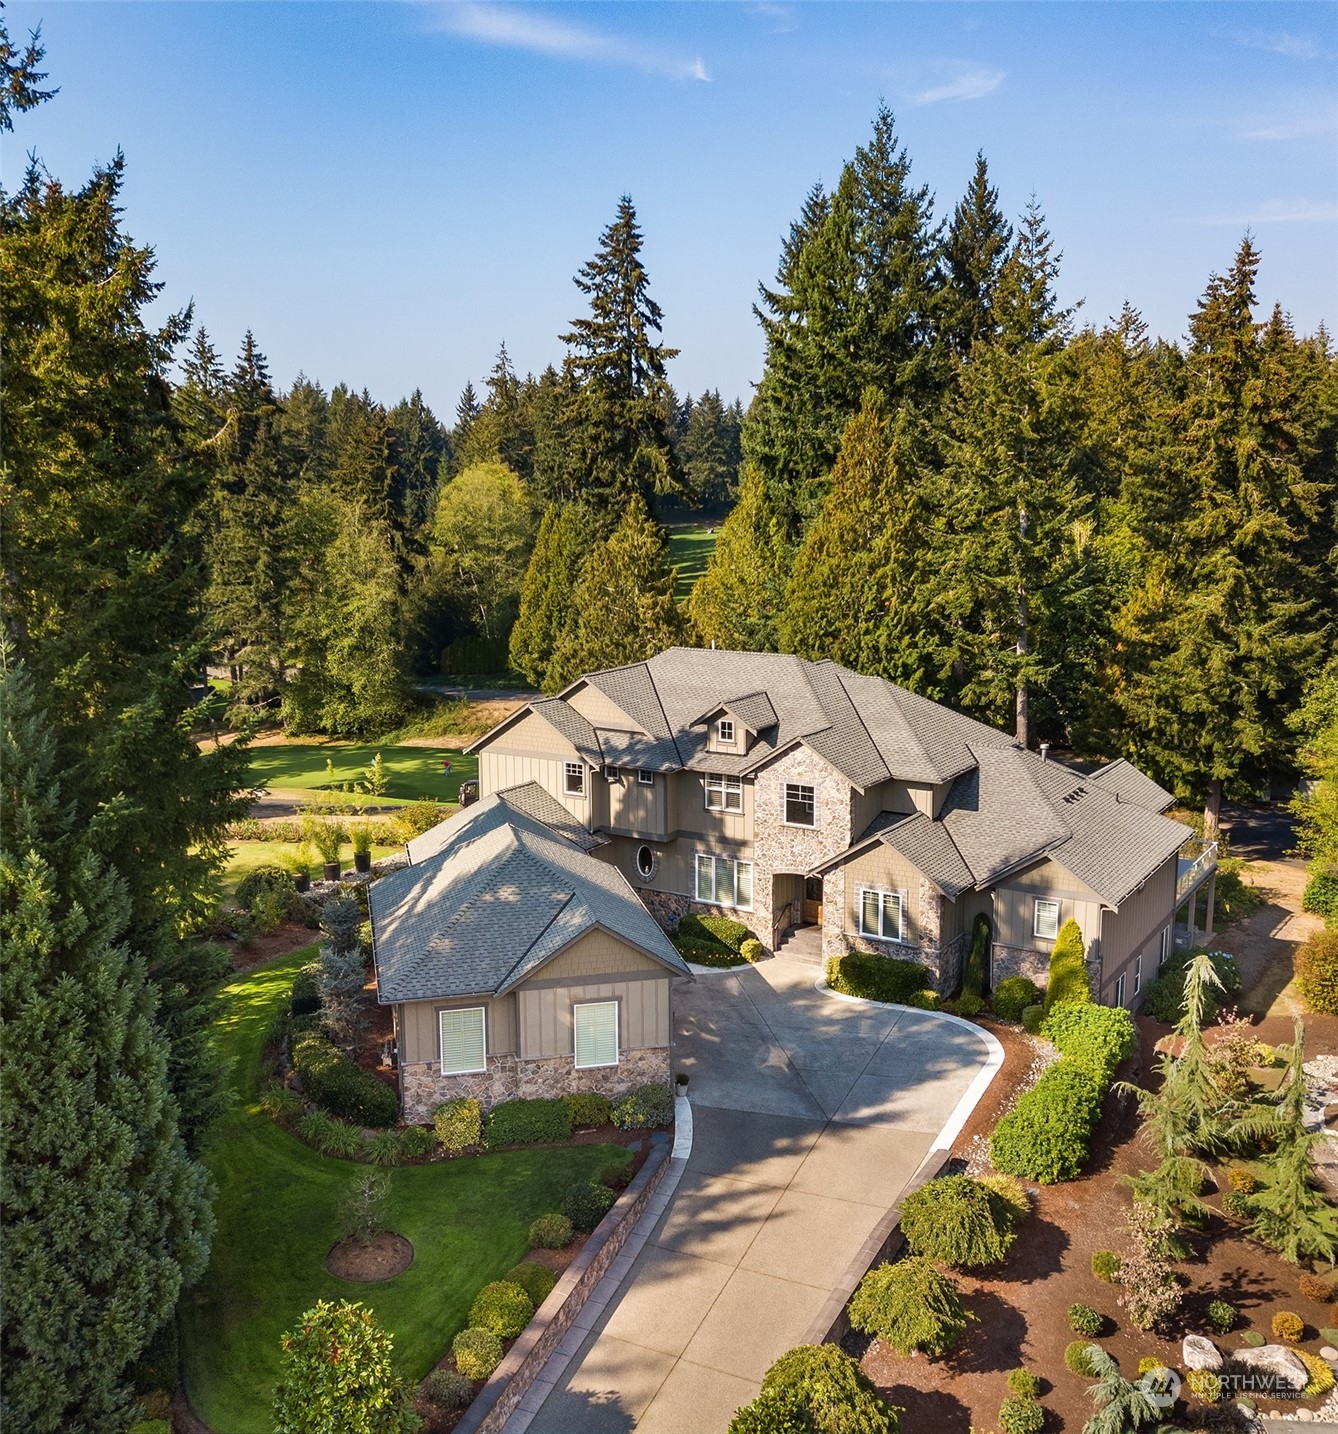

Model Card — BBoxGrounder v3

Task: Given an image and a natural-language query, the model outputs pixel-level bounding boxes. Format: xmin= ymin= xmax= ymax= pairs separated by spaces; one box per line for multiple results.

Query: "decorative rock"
xmin=1297 ymin=1408 xmax=1314 ymax=1421
xmin=1229 ymin=1343 xmax=1309 ymax=1392
xmin=1321 ymin=1346 xmax=1338 ymax=1361
xmin=1183 ymin=1334 xmax=1223 ymax=1371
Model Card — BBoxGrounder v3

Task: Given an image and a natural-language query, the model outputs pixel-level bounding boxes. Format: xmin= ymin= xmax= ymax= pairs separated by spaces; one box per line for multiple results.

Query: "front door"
xmin=802 ymin=875 xmax=824 ymax=926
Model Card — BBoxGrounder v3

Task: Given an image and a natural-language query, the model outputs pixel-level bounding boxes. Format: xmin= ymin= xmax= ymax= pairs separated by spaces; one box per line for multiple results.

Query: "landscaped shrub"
xmin=299 ymin=1109 xmax=363 ymax=1159
xmin=740 ymin=938 xmax=764 ymax=963
xmin=259 ymin=1082 xmax=303 ymax=1121
xmin=1067 ymin=1303 xmax=1104 ymax=1337
xmin=433 ymin=1097 xmax=482 ymax=1152
xmin=962 ymin=913 xmax=991 ymax=1001
xmin=528 ymin=1213 xmax=573 ymax=1248
xmin=734 ymin=1345 xmax=898 ymax=1434
xmin=1271 ymin=1310 xmax=1304 ymax=1343
xmin=680 ymin=912 xmax=756 ymax=952
xmin=451 ymin=1328 xmax=502 ymax=1381
xmin=1225 ymin=1164 xmax=1257 ymax=1194
xmin=562 ymin=1181 xmax=616 ymax=1233
xmin=1141 ymin=949 xmax=1241 ymax=1023
xmin=1041 ymin=1002 xmax=1136 ymax=1082
xmin=1299 ymin=1350 xmax=1336 ymax=1398
xmin=341 ymin=1170 xmax=390 ymax=1247
xmin=979 ymin=1173 xmax=1031 ymax=1227
xmin=848 ymin=1257 xmax=970 ymax=1357
xmin=899 ymin=1175 xmax=1014 ymax=1269
xmin=998 ymin=1394 xmax=1044 ymax=1434
xmin=993 ymin=977 xmax=1041 ymax=1023
xmin=292 ymin=1032 xmax=399 ymax=1127
xmin=1186 ymin=1369 xmax=1223 ymax=1403
xmin=1222 ymin=1191 xmax=1252 ymax=1220
xmin=485 ymin=1097 xmax=571 ymax=1149
xmin=273 ymin=1299 xmax=413 ymax=1433
xmin=612 ymin=1082 xmax=674 ymax=1129
xmin=425 ymin=1368 xmax=473 ymax=1410
xmin=1006 ymin=1368 xmax=1041 ymax=1399
xmin=1064 ymin=1341 xmax=1101 ymax=1377
xmin=952 ymin=991 xmax=985 ymax=1017
xmin=1302 ymin=870 xmax=1338 ymax=922
xmin=468 ymin=1282 xmax=534 ymax=1339
xmin=1044 ymin=920 xmax=1090 ymax=1010
xmin=1206 ymin=1298 xmax=1236 ymax=1333
xmin=367 ymin=1129 xmax=406 ymax=1167
xmin=562 ymin=1092 xmax=613 ymax=1128
xmin=826 ymin=952 xmax=931 ymax=1004
xmin=908 ymin=989 xmax=942 ymax=1010
xmin=1092 ymin=1250 xmax=1121 ymax=1283
xmin=290 ymin=967 xmax=322 ymax=1018
xmin=1296 ymin=929 xmax=1338 ymax=1016
xmin=236 ymin=864 xmax=296 ymax=912
xmin=672 ymin=934 xmax=748 ymax=968
xmin=1021 ymin=1004 xmax=1045 ymax=1034
xmin=990 ymin=1062 xmax=1105 ymax=1184
xmin=1300 ymin=1272 xmax=1334 ymax=1302
xmin=504 ymin=1262 xmax=558 ymax=1307
xmin=1118 ymin=1203 xmax=1183 ymax=1333
xmin=398 ymin=1125 xmax=436 ymax=1160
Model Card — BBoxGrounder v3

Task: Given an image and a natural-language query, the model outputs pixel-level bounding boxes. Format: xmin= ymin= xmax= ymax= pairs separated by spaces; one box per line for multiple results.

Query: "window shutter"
xmin=574 ymin=1001 xmax=619 ymax=1068
xmin=440 ymin=1007 xmax=486 ymax=1074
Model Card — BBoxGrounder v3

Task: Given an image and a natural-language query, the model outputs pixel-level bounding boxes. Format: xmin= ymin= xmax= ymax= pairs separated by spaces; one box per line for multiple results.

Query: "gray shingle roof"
xmin=875 ymin=812 xmax=975 ymax=898
xmin=595 ymin=728 xmax=681 ymax=774
xmin=694 ymin=691 xmax=779 ymax=734
xmin=1087 ymin=758 xmax=1176 ymax=813
xmin=406 ymin=783 xmax=605 ymax=863
xmin=373 ymin=805 xmax=689 ymax=1004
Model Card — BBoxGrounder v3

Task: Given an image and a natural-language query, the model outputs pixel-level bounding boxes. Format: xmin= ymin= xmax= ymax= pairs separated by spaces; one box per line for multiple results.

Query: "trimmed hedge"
xmin=672 ymin=933 xmax=748 ymax=968
xmin=1044 ymin=919 xmax=1090 ymax=1010
xmin=680 ymin=912 xmax=755 ymax=952
xmin=729 ymin=1345 xmax=899 ymax=1434
xmin=292 ymin=1032 xmax=398 ymax=1127
xmin=993 ymin=976 xmax=1041 ymax=1023
xmin=990 ymin=1061 xmax=1105 ymax=1184
xmin=504 ymin=1261 xmax=558 ymax=1307
xmin=563 ymin=1181 xmax=616 ymax=1233
xmin=452 ymin=1328 xmax=502 ymax=1380
xmin=434 ymin=1097 xmax=483 ymax=1152
xmin=612 ymin=1082 xmax=674 ymax=1130
xmin=826 ymin=952 xmax=931 ymax=1005
xmin=562 ymin=1092 xmax=613 ymax=1128
xmin=468 ymin=1281 xmax=533 ymax=1338
xmin=485 ymin=1097 xmax=572 ymax=1149
xmin=1040 ymin=1002 xmax=1136 ymax=1084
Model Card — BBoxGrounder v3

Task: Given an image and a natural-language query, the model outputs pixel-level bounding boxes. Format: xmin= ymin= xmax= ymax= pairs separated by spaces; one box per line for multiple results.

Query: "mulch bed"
xmin=227 ymin=920 xmax=319 ymax=971
xmin=858 ymin=1013 xmax=1338 ymax=1431
xmin=325 ymin=1231 xmax=415 ymax=1282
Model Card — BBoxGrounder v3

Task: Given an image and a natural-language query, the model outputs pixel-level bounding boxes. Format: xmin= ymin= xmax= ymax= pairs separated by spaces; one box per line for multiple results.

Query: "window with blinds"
xmin=439 ymin=1006 xmax=487 ymax=1075
xmin=573 ymin=1000 xmax=619 ymax=1069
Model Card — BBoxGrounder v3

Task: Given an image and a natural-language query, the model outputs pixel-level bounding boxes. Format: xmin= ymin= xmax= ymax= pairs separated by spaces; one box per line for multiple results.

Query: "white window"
xmin=574 ymin=1000 xmax=619 ymax=1069
xmin=635 ymin=845 xmax=656 ymax=878
xmin=1159 ymin=925 xmax=1171 ymax=967
xmin=694 ymin=853 xmax=753 ymax=909
xmin=1033 ymin=898 xmax=1061 ymax=940
xmin=704 ymin=773 xmax=743 ymax=812
xmin=784 ymin=783 xmax=816 ymax=827
xmin=717 ymin=718 xmax=736 ymax=747
xmin=563 ymin=762 xmax=585 ymax=796
xmin=1134 ymin=954 xmax=1143 ymax=995
xmin=606 ymin=767 xmax=621 ymax=784
xmin=440 ymin=1006 xmax=486 ymax=1075
xmin=1115 ymin=973 xmax=1127 ymax=1008
xmin=637 ymin=769 xmax=655 ymax=786
xmin=858 ymin=888 xmax=904 ymax=941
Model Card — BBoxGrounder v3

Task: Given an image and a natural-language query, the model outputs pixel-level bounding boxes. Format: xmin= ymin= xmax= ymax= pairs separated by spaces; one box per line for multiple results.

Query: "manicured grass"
xmin=219 ymin=841 xmax=402 ymax=896
xmin=667 ymin=525 xmax=718 ymax=599
xmin=245 ymin=741 xmax=478 ymax=803
xmin=180 ymin=948 xmax=630 ymax=1433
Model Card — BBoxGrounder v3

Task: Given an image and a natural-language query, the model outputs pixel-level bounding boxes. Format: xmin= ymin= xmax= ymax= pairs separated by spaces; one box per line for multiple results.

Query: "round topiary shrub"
xmin=848 ymin=1256 xmax=970 ymax=1357
xmin=953 ymin=991 xmax=986 ymax=1018
xmin=504 ymin=1261 xmax=558 ymax=1308
xmin=1186 ymin=1368 xmax=1223 ymax=1403
xmin=434 ymin=1097 xmax=482 ymax=1152
xmin=1021 ymin=1004 xmax=1046 ymax=1035
xmin=993 ymin=977 xmax=1042 ymax=1023
xmin=562 ymin=1180 xmax=616 ymax=1233
xmin=1272 ymin=1310 xmax=1305 ymax=1343
xmin=452 ymin=1327 xmax=502 ymax=1380
xmin=1068 ymin=1303 xmax=1105 ymax=1337
xmin=1064 ymin=1341 xmax=1101 ymax=1377
xmin=738 ymin=1345 xmax=897 ymax=1434
xmin=1299 ymin=1350 xmax=1336 ymax=1399
xmin=468 ymin=1282 xmax=534 ymax=1338
xmin=1091 ymin=1250 xmax=1121 ymax=1283
xmin=1296 ymin=929 xmax=1338 ymax=1016
xmin=899 ymin=1175 xmax=1014 ymax=1269
xmin=1006 ymin=1367 xmax=1041 ymax=1399
xmin=235 ymin=864 xmax=296 ymax=912
xmin=426 ymin=1367 xmax=474 ymax=1410
xmin=740 ymin=938 xmax=763 ymax=963
xmin=1206 ymin=1297 xmax=1236 ymax=1334
xmin=562 ymin=1092 xmax=613 ymax=1128
xmin=528 ymin=1212 xmax=573 ymax=1249
xmin=1225 ymin=1164 xmax=1257 ymax=1194
xmin=998 ymin=1394 xmax=1044 ymax=1434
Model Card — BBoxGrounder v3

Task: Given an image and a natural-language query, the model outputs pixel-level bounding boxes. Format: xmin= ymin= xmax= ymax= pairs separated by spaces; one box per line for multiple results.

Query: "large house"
xmin=464 ymin=648 xmax=1218 ymax=1008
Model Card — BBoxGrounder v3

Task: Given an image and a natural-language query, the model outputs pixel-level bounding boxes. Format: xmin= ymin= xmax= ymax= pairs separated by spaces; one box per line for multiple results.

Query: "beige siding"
xmin=566 ymin=684 xmax=639 ymax=730
xmin=668 ymin=771 xmax=753 ymax=845
xmin=398 ymin=993 xmax=517 ymax=1065
xmin=1099 ymin=853 xmax=1178 ymax=1003
xmin=842 ymin=843 xmax=933 ymax=946
xmin=478 ymin=749 xmax=591 ymax=823
xmin=488 ymin=709 xmax=578 ymax=756
xmin=606 ymin=769 xmax=667 ymax=838
xmin=992 ymin=858 xmax=1104 ymax=957
xmin=537 ymin=930 xmax=665 ymax=981
xmin=516 ymin=977 xmax=671 ymax=1059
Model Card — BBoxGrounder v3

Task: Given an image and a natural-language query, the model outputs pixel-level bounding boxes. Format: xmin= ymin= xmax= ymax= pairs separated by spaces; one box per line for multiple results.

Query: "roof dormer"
xmin=694 ymin=692 xmax=778 ymax=756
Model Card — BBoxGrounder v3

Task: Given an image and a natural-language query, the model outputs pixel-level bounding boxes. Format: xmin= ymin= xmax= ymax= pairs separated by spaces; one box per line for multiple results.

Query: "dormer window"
xmin=717 ymin=718 xmax=736 ymax=747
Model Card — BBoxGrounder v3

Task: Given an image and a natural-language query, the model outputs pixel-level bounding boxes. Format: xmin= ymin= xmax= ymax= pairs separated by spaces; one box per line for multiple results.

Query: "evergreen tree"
xmin=941 ymin=152 xmax=1012 ymax=360
xmin=548 ymin=496 xmax=685 ymax=689
xmin=388 ymin=388 xmax=447 ymax=538
xmin=0 ymin=15 xmax=56 ymax=129
xmin=560 ymin=196 xmax=682 ymax=514
xmin=675 ymin=388 xmax=742 ymax=508
xmin=686 ymin=465 xmax=789 ymax=653
xmin=457 ymin=344 xmax=536 ymax=480
xmin=1 ymin=661 xmax=214 ymax=1431
xmin=454 ymin=379 xmax=481 ymax=438
xmin=323 ymin=385 xmax=399 ymax=534
xmin=509 ymin=504 xmax=594 ymax=690
xmin=172 ymin=326 xmax=227 ymax=453
xmin=278 ymin=374 xmax=330 ymax=485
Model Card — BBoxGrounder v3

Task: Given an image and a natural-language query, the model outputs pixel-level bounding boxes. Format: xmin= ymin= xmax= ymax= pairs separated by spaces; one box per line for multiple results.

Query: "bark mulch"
xmin=325 ymin=1231 xmax=415 ymax=1282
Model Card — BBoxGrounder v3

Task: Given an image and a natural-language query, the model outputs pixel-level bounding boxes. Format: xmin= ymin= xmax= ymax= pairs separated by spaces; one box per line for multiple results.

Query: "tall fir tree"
xmin=941 ymin=152 xmax=1012 ymax=360
xmin=388 ymin=388 xmax=448 ymax=538
xmin=675 ymin=389 xmax=742 ymax=508
xmin=508 ymin=504 xmax=593 ymax=690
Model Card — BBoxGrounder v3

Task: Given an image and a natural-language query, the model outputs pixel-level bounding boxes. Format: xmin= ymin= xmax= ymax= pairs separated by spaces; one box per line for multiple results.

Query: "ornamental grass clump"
xmin=898 ymin=1175 xmax=1015 ymax=1269
xmin=848 ymin=1257 xmax=970 ymax=1357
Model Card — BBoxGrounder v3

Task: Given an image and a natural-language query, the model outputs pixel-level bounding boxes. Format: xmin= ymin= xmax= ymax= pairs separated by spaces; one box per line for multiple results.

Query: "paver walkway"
xmin=517 ymin=950 xmax=999 ymax=1434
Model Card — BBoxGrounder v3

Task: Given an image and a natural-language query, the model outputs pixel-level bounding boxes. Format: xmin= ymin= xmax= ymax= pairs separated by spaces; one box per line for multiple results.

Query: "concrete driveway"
xmin=518 ymin=951 xmax=1000 ymax=1434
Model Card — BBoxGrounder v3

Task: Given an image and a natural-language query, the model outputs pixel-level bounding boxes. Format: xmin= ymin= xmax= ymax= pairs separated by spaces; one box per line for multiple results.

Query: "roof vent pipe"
xmin=1039 ymin=741 xmax=1051 ymax=761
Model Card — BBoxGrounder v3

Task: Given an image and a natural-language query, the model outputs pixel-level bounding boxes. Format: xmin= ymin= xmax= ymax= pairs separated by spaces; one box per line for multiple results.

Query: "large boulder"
xmin=1228 ymin=1344 xmax=1308 ymax=1393
xmin=1182 ymin=1334 xmax=1222 ymax=1371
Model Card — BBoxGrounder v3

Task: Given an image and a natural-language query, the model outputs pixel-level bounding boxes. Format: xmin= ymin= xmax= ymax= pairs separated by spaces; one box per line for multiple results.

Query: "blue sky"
xmin=8 ymin=2 xmax=1336 ymax=416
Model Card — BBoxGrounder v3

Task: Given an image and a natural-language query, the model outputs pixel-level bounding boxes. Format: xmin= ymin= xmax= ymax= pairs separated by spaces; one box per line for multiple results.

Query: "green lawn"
xmin=245 ymin=742 xmax=478 ymax=804
xmin=181 ymin=948 xmax=630 ymax=1433
xmin=219 ymin=841 xmax=403 ymax=896
xmin=667 ymin=525 xmax=718 ymax=599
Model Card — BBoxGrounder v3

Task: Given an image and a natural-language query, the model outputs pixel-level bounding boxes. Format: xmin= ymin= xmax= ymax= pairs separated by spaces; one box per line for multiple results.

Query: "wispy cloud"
xmin=1232 ymin=28 xmax=1333 ymax=61
xmin=908 ymin=62 xmax=1004 ymax=105
xmin=748 ymin=3 xmax=798 ymax=35
xmin=432 ymin=3 xmax=710 ymax=82
xmin=1240 ymin=107 xmax=1338 ymax=141
xmin=1190 ymin=199 xmax=1338 ymax=226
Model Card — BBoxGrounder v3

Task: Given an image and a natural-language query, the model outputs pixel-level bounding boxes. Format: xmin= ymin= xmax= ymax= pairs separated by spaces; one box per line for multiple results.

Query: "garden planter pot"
xmin=323 ymin=861 xmax=341 ymax=882
xmin=294 ymin=873 xmax=311 ymax=893
xmin=354 ymin=851 xmax=372 ymax=874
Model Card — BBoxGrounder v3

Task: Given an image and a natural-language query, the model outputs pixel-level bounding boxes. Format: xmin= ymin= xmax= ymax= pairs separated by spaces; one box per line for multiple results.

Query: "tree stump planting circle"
xmin=325 ymin=1232 xmax=414 ymax=1282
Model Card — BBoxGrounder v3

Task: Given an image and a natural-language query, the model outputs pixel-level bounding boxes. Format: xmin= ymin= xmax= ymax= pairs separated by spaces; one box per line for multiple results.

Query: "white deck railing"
xmin=1176 ymin=839 xmax=1219 ymax=901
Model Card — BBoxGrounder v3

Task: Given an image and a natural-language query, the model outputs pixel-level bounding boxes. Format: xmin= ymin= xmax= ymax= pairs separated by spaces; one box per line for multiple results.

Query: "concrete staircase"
xmin=775 ymin=925 xmax=823 ymax=965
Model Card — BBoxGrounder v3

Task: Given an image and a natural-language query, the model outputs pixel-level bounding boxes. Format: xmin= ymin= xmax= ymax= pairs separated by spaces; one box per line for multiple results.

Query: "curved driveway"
xmin=518 ymin=950 xmax=999 ymax=1434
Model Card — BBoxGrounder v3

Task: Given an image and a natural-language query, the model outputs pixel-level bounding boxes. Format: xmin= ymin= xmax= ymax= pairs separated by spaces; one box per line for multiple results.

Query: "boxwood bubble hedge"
xmin=992 ymin=976 xmax=1042 ymax=1023
xmin=825 ymin=952 xmax=932 ymax=1005
xmin=527 ymin=1213 xmax=573 ymax=1248
xmin=848 ymin=1256 xmax=970 ymax=1357
xmin=484 ymin=1097 xmax=572 ymax=1149
xmin=503 ymin=1262 xmax=558 ymax=1307
xmin=562 ymin=1180 xmax=616 ymax=1233
xmin=898 ymin=1175 xmax=1015 ymax=1269
xmin=728 ymin=1345 xmax=900 ymax=1434
xmin=467 ymin=1281 xmax=534 ymax=1339
xmin=451 ymin=1327 xmax=502 ymax=1380
xmin=612 ymin=1082 xmax=674 ymax=1130
xmin=561 ymin=1092 xmax=613 ymax=1128
xmin=291 ymin=1032 xmax=399 ymax=1127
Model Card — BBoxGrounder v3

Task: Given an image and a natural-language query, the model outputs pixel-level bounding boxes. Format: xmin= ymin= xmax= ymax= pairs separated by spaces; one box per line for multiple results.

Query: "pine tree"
xmin=388 ymin=388 xmax=447 ymax=537
xmin=323 ymin=386 xmax=399 ymax=535
xmin=1 ymin=661 xmax=214 ymax=1431
xmin=675 ymin=389 xmax=742 ymax=508
xmin=172 ymin=326 xmax=227 ymax=453
xmin=548 ymin=495 xmax=685 ymax=688
xmin=560 ymin=196 xmax=682 ymax=514
xmin=941 ymin=152 xmax=1012 ymax=360
xmin=686 ymin=466 xmax=789 ymax=653
xmin=509 ymin=504 xmax=595 ymax=690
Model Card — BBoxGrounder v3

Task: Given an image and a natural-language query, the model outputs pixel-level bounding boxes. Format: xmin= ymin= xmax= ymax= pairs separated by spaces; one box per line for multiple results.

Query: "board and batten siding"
xmin=992 ymin=858 xmax=1104 ymax=957
xmin=606 ymin=770 xmax=667 ymax=838
xmin=538 ymin=929 xmax=665 ymax=981
xmin=398 ymin=992 xmax=517 ymax=1066
xmin=1099 ymin=851 xmax=1179 ymax=1001
xmin=517 ymin=977 xmax=671 ymax=1060
xmin=479 ymin=749 xmax=592 ymax=825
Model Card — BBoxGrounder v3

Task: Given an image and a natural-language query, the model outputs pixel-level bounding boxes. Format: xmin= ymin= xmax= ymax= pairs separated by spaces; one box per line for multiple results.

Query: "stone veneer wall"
xmin=991 ymin=943 xmax=1051 ymax=989
xmin=400 ymin=1047 xmax=670 ymax=1123
xmin=820 ymin=864 xmax=963 ymax=993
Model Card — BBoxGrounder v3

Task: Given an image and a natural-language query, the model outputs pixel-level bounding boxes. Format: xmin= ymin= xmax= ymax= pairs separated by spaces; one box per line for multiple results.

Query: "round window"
xmin=636 ymin=845 xmax=656 ymax=880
